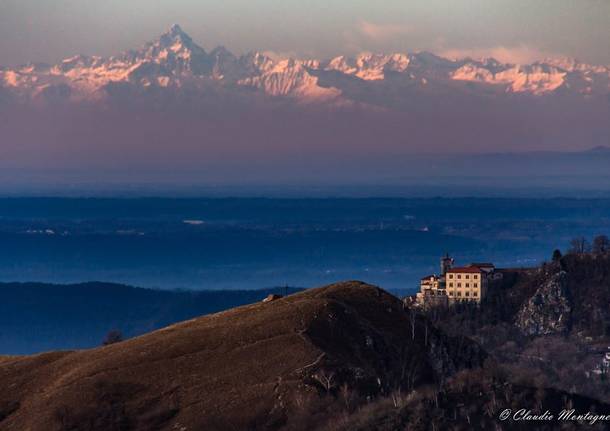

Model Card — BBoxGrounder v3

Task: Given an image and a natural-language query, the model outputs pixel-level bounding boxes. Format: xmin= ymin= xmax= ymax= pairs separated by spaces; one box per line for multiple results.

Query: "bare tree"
xmin=409 ymin=310 xmax=416 ymax=340
xmin=340 ymin=383 xmax=354 ymax=412
xmin=534 ymin=387 xmax=545 ymax=413
xmin=562 ymin=395 xmax=574 ymax=412
xmin=390 ymin=389 xmax=405 ymax=409
xmin=569 ymin=237 xmax=590 ymax=254
xmin=312 ymin=369 xmax=336 ymax=393
xmin=424 ymin=321 xmax=429 ymax=347
xmin=503 ymin=383 xmax=513 ymax=403
xmin=483 ymin=401 xmax=495 ymax=418
xmin=592 ymin=235 xmax=610 ymax=255
xmin=404 ymin=355 xmax=421 ymax=391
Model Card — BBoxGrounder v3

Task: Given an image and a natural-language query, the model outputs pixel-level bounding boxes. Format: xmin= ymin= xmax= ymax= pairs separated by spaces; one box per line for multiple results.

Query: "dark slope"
xmin=0 ymin=281 xmax=483 ymax=431
xmin=337 ymin=370 xmax=610 ymax=431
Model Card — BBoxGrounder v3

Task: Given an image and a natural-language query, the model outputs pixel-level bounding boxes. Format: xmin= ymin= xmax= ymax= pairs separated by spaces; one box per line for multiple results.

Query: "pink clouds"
xmin=438 ymin=45 xmax=560 ymax=65
xmin=357 ymin=20 xmax=413 ymax=42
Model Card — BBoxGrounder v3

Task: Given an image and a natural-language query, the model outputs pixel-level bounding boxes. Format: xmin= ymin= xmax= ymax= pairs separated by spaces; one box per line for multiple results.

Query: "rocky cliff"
xmin=515 ymin=270 xmax=572 ymax=336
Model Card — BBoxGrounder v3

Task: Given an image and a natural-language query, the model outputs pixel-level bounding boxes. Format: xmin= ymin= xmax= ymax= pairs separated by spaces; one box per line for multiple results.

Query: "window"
xmin=457 ymin=274 xmax=462 ymax=279
xmin=457 ymin=283 xmax=461 ymax=287
xmin=457 ymin=292 xmax=461 ymax=297
xmin=449 ymin=282 xmax=453 ymax=287
xmin=473 ymin=291 xmax=478 ymax=297
xmin=473 ymin=282 xmax=478 ymax=287
xmin=449 ymin=274 xmax=453 ymax=279
xmin=465 ymin=283 xmax=470 ymax=288
xmin=449 ymin=291 xmax=453 ymax=296
xmin=465 ymin=292 xmax=470 ymax=297
xmin=466 ymin=274 xmax=470 ymax=279
xmin=474 ymin=275 xmax=478 ymax=279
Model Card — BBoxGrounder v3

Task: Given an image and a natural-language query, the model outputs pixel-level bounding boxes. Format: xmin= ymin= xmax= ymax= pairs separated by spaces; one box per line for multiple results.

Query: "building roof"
xmin=420 ymin=274 xmax=437 ymax=281
xmin=447 ymin=266 xmax=483 ymax=274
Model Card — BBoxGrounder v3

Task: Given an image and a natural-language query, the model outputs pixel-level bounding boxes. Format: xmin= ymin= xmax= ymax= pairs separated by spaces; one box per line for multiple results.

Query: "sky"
xmin=0 ymin=0 xmax=609 ymax=192
xmin=0 ymin=0 xmax=609 ymax=67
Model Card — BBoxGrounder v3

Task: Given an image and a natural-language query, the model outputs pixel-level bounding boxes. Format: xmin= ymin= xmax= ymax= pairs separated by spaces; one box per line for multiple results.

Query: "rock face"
xmin=516 ymin=271 xmax=572 ymax=336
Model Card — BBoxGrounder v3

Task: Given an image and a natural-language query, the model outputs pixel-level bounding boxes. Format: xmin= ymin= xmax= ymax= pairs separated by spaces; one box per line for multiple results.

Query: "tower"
xmin=440 ymin=253 xmax=454 ymax=276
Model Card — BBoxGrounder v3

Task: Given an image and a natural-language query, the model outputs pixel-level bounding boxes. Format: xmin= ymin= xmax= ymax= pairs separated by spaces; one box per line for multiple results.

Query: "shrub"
xmin=102 ymin=330 xmax=124 ymax=346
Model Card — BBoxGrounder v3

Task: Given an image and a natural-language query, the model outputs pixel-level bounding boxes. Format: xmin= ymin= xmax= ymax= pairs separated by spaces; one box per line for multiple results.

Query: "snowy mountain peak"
xmin=168 ymin=23 xmax=186 ymax=35
xmin=0 ymin=26 xmax=608 ymax=107
xmin=152 ymin=24 xmax=204 ymax=60
xmin=132 ymin=25 xmax=215 ymax=77
xmin=324 ymin=53 xmax=411 ymax=80
xmin=161 ymin=24 xmax=192 ymax=44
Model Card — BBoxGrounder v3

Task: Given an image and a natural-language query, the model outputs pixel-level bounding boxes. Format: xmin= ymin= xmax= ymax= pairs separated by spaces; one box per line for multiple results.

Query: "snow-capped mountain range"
xmin=2 ymin=24 xmax=609 ymax=108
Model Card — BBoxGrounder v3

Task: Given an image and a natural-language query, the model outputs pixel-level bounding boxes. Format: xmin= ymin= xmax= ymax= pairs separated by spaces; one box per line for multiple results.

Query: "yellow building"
xmin=414 ymin=256 xmax=496 ymax=306
xmin=416 ymin=274 xmax=448 ymax=307
xmin=420 ymin=274 xmax=440 ymax=290
xmin=446 ymin=266 xmax=489 ymax=303
xmin=415 ymin=254 xmax=453 ymax=307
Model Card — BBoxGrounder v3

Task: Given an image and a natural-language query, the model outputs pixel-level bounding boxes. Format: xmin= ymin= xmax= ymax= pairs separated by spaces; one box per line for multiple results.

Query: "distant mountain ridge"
xmin=2 ymin=24 xmax=609 ymax=108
